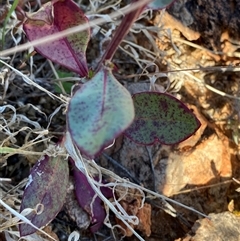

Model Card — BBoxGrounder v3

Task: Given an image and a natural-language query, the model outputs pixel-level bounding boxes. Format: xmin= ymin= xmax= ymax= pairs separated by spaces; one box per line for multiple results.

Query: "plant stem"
xmin=96 ymin=0 xmax=151 ymax=72
xmin=2 ymin=0 xmax=19 ymax=50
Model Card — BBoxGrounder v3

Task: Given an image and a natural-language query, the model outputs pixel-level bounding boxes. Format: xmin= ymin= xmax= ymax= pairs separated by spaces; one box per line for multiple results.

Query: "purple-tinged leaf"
xmin=148 ymin=0 xmax=175 ymax=9
xmin=67 ymin=67 xmax=135 ymax=158
xmin=23 ymin=0 xmax=90 ymax=76
xmin=73 ymin=167 xmax=106 ymax=232
xmin=125 ymin=92 xmax=201 ymax=145
xmin=19 ymin=155 xmax=69 ymax=237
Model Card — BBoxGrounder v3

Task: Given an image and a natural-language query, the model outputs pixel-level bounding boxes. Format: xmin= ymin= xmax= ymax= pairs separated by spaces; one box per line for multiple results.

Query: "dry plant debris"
xmin=114 ymin=186 xmax=151 ymax=237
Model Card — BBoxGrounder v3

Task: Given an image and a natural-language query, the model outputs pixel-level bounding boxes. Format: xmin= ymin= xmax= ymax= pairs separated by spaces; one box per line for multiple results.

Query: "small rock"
xmin=177 ymin=212 xmax=240 ymax=241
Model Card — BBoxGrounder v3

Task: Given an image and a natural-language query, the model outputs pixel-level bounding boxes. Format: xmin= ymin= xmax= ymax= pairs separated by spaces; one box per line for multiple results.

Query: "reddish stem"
xmin=96 ymin=0 xmax=150 ymax=72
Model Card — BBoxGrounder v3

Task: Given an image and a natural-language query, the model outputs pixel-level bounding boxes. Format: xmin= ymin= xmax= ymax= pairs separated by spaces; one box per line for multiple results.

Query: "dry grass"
xmin=1 ymin=0 xmax=240 ymax=241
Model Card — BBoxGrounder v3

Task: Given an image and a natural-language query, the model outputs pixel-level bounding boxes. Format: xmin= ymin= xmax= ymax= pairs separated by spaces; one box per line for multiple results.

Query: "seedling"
xmin=14 ymin=0 xmax=201 ymax=239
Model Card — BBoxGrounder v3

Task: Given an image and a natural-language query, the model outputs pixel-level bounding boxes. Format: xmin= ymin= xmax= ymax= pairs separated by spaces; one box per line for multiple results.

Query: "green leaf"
xmin=67 ymin=67 xmax=134 ymax=158
xmin=54 ymin=70 xmax=74 ymax=93
xmin=23 ymin=0 xmax=90 ymax=76
xmin=148 ymin=0 xmax=175 ymax=9
xmin=55 ymin=81 xmax=74 ymax=94
xmin=19 ymin=155 xmax=69 ymax=236
xmin=124 ymin=92 xmax=201 ymax=145
xmin=56 ymin=70 xmax=73 ymax=78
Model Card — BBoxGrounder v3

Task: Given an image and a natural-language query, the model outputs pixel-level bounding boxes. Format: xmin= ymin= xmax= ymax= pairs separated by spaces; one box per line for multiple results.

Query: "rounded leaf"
xmin=19 ymin=155 xmax=69 ymax=236
xmin=73 ymin=167 xmax=106 ymax=232
xmin=23 ymin=0 xmax=90 ymax=76
xmin=148 ymin=0 xmax=175 ymax=9
xmin=124 ymin=92 xmax=201 ymax=145
xmin=67 ymin=68 xmax=134 ymax=158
